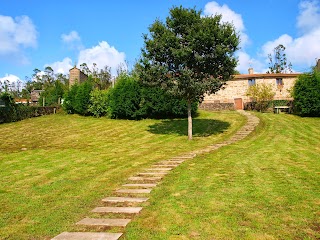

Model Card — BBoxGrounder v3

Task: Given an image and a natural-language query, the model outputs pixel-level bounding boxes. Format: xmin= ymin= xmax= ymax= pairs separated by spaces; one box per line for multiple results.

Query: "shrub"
xmin=63 ymin=84 xmax=79 ymax=114
xmin=140 ymin=86 xmax=197 ymax=118
xmin=107 ymin=73 xmax=198 ymax=119
xmin=246 ymin=83 xmax=275 ymax=112
xmin=293 ymin=69 xmax=320 ymax=117
xmin=0 ymin=93 xmax=57 ymax=123
xmin=108 ymin=73 xmax=143 ymax=119
xmin=63 ymin=80 xmax=93 ymax=115
xmin=39 ymin=80 xmax=65 ymax=106
xmin=74 ymin=81 xmax=93 ymax=115
xmin=0 ymin=93 xmax=16 ymax=123
xmin=88 ymin=89 xmax=109 ymax=117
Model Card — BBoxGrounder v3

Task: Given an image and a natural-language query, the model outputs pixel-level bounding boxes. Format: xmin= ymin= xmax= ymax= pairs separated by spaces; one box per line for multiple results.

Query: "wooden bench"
xmin=274 ymin=106 xmax=290 ymax=114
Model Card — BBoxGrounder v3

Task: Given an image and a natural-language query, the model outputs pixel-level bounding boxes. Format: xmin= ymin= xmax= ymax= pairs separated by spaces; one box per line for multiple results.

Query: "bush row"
xmin=63 ymin=73 xmax=197 ymax=119
xmin=0 ymin=93 xmax=57 ymax=124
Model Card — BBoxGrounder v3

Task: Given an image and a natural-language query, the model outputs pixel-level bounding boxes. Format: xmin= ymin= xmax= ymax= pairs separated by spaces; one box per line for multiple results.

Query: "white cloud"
xmin=61 ymin=31 xmax=81 ymax=43
xmin=261 ymin=0 xmax=320 ymax=70
xmin=78 ymin=41 xmax=126 ymax=75
xmin=297 ymin=0 xmax=320 ymax=34
xmin=61 ymin=31 xmax=83 ymax=50
xmin=236 ymin=51 xmax=264 ymax=74
xmin=203 ymin=1 xmax=249 ymax=47
xmin=0 ymin=74 xmax=21 ymax=83
xmin=45 ymin=57 xmax=73 ymax=75
xmin=0 ymin=15 xmax=37 ymax=58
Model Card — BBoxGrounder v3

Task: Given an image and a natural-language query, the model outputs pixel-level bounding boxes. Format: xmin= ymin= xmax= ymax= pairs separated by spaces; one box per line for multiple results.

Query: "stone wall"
xmin=199 ymin=102 xmax=234 ymax=111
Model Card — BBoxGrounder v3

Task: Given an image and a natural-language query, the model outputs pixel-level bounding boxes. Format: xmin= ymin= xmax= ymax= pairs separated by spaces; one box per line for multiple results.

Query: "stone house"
xmin=69 ymin=66 xmax=88 ymax=88
xmin=201 ymin=68 xmax=301 ymax=110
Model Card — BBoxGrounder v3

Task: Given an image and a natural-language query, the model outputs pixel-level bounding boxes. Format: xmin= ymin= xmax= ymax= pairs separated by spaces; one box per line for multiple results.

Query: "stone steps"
xmin=152 ymin=164 xmax=178 ymax=167
xmin=146 ymin=168 xmax=172 ymax=171
xmin=92 ymin=207 xmax=142 ymax=214
xmin=115 ymin=189 xmax=152 ymax=194
xmin=52 ymin=232 xmax=122 ymax=240
xmin=102 ymin=197 xmax=149 ymax=203
xmin=156 ymin=161 xmax=183 ymax=165
xmin=137 ymin=172 xmax=167 ymax=176
xmin=76 ymin=218 xmax=130 ymax=227
xmin=122 ymin=183 xmax=157 ymax=188
xmin=128 ymin=176 xmax=162 ymax=181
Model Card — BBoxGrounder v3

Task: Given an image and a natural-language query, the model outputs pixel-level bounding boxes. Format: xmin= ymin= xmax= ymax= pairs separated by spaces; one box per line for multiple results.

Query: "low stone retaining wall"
xmin=199 ymin=102 xmax=235 ymax=111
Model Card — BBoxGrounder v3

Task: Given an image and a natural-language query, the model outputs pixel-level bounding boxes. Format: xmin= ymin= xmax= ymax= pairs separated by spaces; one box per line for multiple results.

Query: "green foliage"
xmin=293 ymin=69 xmax=320 ymax=117
xmin=140 ymin=86 xmax=197 ymax=119
xmin=80 ymin=63 xmax=112 ymax=90
xmin=0 ymin=92 xmax=56 ymax=123
xmin=108 ymin=73 xmax=145 ymax=119
xmin=88 ymin=89 xmax=109 ymax=117
xmin=63 ymin=84 xmax=79 ymax=114
xmin=267 ymin=44 xmax=292 ymax=73
xmin=0 ymin=93 xmax=16 ymax=123
xmin=271 ymin=100 xmax=291 ymax=107
xmin=138 ymin=6 xmax=239 ymax=102
xmin=63 ymin=81 xmax=93 ymax=115
xmin=137 ymin=6 xmax=239 ymax=138
xmin=74 ymin=80 xmax=93 ymax=115
xmin=107 ymin=73 xmax=198 ymax=120
xmin=246 ymin=83 xmax=275 ymax=112
xmin=39 ymin=80 xmax=65 ymax=106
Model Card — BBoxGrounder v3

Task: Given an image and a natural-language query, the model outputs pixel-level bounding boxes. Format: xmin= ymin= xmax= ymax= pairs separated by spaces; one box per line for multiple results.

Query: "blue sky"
xmin=1 ymin=0 xmax=320 ymax=83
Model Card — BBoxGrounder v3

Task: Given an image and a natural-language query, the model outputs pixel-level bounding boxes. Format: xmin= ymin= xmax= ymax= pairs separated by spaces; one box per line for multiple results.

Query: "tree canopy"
xmin=293 ymin=68 xmax=320 ymax=117
xmin=267 ymin=44 xmax=292 ymax=74
xmin=137 ymin=6 xmax=240 ymax=139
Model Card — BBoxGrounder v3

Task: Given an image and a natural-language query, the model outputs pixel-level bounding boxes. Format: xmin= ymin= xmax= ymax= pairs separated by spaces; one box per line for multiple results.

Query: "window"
xmin=248 ymin=79 xmax=256 ymax=86
xmin=276 ymin=78 xmax=283 ymax=85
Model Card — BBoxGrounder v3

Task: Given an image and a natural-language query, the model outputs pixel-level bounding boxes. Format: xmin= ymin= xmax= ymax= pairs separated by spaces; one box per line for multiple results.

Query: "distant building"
xmin=15 ymin=98 xmax=31 ymax=104
xmin=69 ymin=66 xmax=88 ymax=88
xmin=30 ymin=90 xmax=44 ymax=105
xmin=201 ymin=68 xmax=301 ymax=110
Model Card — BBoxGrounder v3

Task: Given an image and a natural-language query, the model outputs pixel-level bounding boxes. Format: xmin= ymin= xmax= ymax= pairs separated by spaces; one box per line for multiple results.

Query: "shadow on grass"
xmin=148 ymin=119 xmax=230 ymax=137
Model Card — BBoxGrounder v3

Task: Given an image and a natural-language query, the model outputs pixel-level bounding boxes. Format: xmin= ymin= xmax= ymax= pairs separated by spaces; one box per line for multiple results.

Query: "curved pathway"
xmin=52 ymin=110 xmax=260 ymax=240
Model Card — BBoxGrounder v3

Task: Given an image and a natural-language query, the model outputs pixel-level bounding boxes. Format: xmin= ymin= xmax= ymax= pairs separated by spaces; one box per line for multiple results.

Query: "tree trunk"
xmin=187 ymin=100 xmax=192 ymax=140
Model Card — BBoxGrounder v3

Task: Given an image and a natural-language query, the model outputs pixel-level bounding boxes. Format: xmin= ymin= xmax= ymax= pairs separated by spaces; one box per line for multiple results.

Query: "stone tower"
xmin=69 ymin=66 xmax=88 ymax=88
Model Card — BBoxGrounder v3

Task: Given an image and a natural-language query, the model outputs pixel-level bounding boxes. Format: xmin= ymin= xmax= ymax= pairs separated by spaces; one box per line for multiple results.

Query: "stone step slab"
xmin=102 ymin=197 xmax=148 ymax=203
xmin=51 ymin=232 xmax=122 ymax=240
xmin=76 ymin=218 xmax=131 ymax=227
xmin=170 ymin=155 xmax=195 ymax=159
xmin=122 ymin=183 xmax=157 ymax=188
xmin=92 ymin=207 xmax=142 ymax=214
xmin=116 ymin=189 xmax=152 ymax=194
xmin=153 ymin=164 xmax=179 ymax=167
xmin=158 ymin=160 xmax=184 ymax=164
xmin=128 ymin=176 xmax=162 ymax=181
xmin=165 ymin=159 xmax=185 ymax=162
xmin=137 ymin=172 xmax=167 ymax=176
xmin=146 ymin=168 xmax=172 ymax=171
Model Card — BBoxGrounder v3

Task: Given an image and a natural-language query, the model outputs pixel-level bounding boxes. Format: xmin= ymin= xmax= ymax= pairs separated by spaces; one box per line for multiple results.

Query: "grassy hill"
xmin=0 ymin=110 xmax=245 ymax=239
xmin=125 ymin=113 xmax=320 ymax=239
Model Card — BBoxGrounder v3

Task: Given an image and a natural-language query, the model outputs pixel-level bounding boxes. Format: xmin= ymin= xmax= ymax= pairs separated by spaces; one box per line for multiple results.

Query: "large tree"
xmin=137 ymin=6 xmax=239 ymax=139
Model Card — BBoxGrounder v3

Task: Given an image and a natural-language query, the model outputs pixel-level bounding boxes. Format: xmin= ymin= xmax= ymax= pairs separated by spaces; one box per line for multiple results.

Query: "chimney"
xmin=248 ymin=68 xmax=254 ymax=74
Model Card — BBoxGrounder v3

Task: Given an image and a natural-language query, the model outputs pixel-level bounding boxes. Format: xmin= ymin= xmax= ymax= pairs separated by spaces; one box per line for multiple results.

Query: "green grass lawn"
xmin=0 ymin=110 xmax=245 ymax=240
xmin=124 ymin=113 xmax=320 ymax=240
